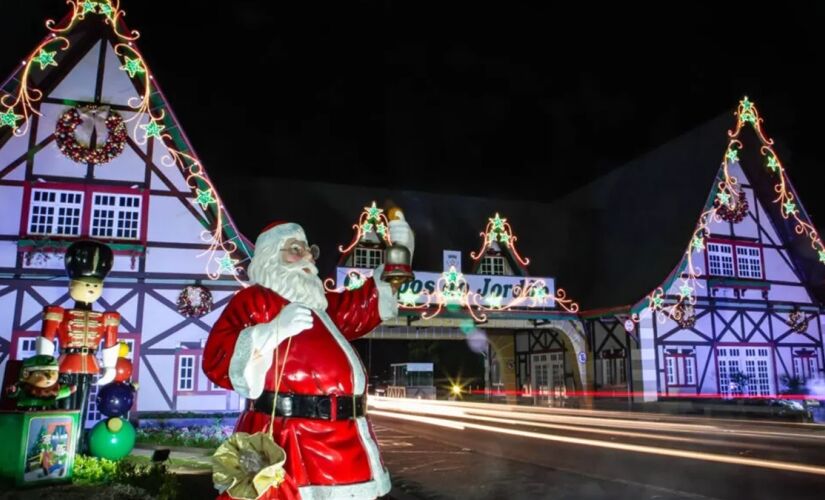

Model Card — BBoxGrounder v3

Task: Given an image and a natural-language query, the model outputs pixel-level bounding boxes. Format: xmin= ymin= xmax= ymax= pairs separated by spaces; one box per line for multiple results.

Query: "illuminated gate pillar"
xmin=487 ymin=332 xmax=517 ymax=403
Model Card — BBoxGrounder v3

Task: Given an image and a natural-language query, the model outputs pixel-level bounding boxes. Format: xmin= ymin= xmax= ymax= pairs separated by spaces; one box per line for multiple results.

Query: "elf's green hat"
xmin=21 ymin=354 xmax=59 ymax=373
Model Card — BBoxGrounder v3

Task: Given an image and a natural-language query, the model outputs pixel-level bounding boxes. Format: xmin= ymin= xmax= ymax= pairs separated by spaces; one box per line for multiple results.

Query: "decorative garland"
xmin=715 ymin=191 xmax=749 ymax=224
xmin=470 ymin=213 xmax=530 ymax=267
xmin=177 ymin=285 xmax=213 ymax=318
xmin=55 ymin=106 xmax=126 ymax=165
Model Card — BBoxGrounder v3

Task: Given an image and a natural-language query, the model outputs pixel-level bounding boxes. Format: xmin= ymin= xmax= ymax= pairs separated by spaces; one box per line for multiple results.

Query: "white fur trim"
xmin=315 ymin=310 xmax=366 ymax=394
xmin=100 ymin=344 xmax=120 ymax=369
xmin=36 ymin=337 xmax=55 ymax=357
xmin=255 ymin=223 xmax=306 ymax=250
xmin=228 ymin=323 xmax=282 ymax=399
xmin=373 ymin=266 xmax=398 ymax=321
xmin=298 ymin=418 xmax=392 ymax=500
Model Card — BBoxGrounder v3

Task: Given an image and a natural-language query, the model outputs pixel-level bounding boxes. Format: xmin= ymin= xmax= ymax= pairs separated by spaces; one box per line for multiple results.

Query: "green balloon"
xmin=88 ymin=417 xmax=136 ymax=461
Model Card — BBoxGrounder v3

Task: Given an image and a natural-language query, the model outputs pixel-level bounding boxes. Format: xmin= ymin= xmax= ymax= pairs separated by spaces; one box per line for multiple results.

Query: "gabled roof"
xmin=468 ymin=213 xmax=531 ymax=276
xmin=0 ymin=1 xmax=252 ymax=283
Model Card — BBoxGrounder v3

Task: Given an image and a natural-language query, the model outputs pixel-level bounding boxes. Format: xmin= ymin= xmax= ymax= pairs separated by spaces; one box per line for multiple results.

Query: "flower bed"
xmin=136 ymin=421 xmax=233 ymax=449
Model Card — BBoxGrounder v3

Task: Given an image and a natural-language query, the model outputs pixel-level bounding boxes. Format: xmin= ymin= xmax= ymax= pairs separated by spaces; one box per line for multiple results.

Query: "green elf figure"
xmin=6 ymin=355 xmax=76 ymax=409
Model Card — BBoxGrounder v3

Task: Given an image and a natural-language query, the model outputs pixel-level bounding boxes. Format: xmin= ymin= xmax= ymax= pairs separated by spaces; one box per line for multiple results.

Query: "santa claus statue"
xmin=204 ymin=217 xmax=413 ymax=499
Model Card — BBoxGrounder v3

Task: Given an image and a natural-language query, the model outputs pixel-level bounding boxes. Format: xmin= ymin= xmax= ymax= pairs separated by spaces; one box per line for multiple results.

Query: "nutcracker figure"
xmin=36 ymin=241 xmax=120 ymax=427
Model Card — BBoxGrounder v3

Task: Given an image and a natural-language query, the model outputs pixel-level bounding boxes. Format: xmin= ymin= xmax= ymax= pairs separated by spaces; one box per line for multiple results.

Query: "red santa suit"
xmin=204 ymin=226 xmax=397 ymax=500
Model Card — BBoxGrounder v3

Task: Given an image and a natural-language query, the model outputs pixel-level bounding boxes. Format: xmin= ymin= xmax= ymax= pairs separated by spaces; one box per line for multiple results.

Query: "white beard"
xmin=248 ymin=243 xmax=328 ymax=310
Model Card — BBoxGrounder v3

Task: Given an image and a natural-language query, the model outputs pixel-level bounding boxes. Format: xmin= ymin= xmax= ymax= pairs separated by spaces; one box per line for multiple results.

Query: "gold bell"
xmin=381 ymin=244 xmax=414 ymax=289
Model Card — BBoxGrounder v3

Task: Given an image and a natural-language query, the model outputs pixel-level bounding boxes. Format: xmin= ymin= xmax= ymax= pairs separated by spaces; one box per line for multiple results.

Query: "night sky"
xmin=6 ymin=1 xmax=825 ymax=208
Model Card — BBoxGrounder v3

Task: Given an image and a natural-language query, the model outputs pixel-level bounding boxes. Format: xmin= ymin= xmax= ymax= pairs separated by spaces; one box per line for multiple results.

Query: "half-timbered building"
xmin=0 ymin=2 xmax=251 ymax=425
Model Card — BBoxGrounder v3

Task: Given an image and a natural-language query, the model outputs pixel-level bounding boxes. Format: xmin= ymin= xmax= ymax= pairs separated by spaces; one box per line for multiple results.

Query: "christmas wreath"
xmin=674 ymin=302 xmax=696 ymax=329
xmin=55 ymin=105 xmax=127 ymax=165
xmin=715 ymin=191 xmax=749 ymax=224
xmin=177 ymin=285 xmax=213 ymax=318
xmin=786 ymin=308 xmax=809 ymax=333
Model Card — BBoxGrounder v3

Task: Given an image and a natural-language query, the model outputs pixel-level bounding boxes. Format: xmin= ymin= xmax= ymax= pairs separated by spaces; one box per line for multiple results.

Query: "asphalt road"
xmin=369 ymin=398 xmax=825 ymax=500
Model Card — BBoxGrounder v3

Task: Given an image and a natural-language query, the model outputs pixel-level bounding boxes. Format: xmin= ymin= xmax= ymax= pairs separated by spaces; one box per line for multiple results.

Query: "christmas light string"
xmin=338 ymin=201 xmax=393 ymax=254
xmin=470 ymin=213 xmax=531 ymax=266
xmin=647 ymin=97 xmax=824 ymax=323
xmin=331 ymin=206 xmax=579 ymax=321
xmin=0 ymin=34 xmax=70 ymax=136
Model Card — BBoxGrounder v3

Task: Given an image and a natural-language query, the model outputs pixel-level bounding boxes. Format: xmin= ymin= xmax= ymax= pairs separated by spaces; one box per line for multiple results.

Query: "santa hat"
xmin=254 ymin=221 xmax=306 ymax=251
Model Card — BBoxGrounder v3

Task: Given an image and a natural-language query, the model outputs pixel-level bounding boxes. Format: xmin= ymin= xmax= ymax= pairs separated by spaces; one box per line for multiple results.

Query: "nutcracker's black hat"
xmin=65 ymin=240 xmax=113 ymax=283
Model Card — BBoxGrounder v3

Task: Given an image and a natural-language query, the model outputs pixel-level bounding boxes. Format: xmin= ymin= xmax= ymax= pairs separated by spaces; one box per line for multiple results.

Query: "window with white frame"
xmin=793 ymin=354 xmax=818 ymax=381
xmin=177 ymin=355 xmax=195 ymax=391
xmin=28 ymin=189 xmax=84 ymax=236
xmin=707 ymin=243 xmax=735 ymax=277
xmin=717 ymin=347 xmax=773 ymax=398
xmin=353 ymin=247 xmax=383 ymax=269
xmin=665 ymin=353 xmax=696 ymax=387
xmin=480 ymin=255 xmax=506 ymax=275
xmin=91 ymin=193 xmax=142 ymax=240
xmin=16 ymin=337 xmax=37 ymax=360
xmin=600 ymin=356 xmax=626 ymax=386
xmin=736 ymin=245 xmax=763 ymax=279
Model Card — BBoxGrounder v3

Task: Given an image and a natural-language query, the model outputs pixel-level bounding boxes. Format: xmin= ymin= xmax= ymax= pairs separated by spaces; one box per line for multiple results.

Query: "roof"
xmin=0 ymin=2 xmax=253 ymax=281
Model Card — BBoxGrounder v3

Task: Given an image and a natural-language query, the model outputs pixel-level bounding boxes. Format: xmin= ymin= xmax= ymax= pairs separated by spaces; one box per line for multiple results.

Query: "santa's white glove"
xmin=97 ymin=344 xmax=120 ymax=386
xmin=229 ymin=304 xmax=314 ymax=399
xmin=388 ymin=213 xmax=415 ymax=260
xmin=262 ymin=303 xmax=314 ymax=352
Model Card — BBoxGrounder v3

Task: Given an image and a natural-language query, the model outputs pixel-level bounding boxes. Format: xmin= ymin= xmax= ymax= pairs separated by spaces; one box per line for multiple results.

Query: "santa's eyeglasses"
xmin=281 ymin=242 xmax=320 ymax=260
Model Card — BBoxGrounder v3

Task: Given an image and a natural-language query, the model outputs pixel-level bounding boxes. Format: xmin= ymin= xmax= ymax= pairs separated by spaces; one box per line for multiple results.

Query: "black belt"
xmin=251 ymin=391 xmax=367 ymax=420
xmin=62 ymin=347 xmax=97 ymax=355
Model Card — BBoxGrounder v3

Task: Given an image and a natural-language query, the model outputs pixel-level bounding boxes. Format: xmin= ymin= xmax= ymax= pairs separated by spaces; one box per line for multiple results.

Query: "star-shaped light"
xmin=692 ymin=236 xmax=705 ymax=251
xmin=0 ymin=108 xmax=23 ymax=129
xmin=82 ymin=1 xmax=98 ymax=14
xmin=741 ymin=112 xmax=756 ymax=125
xmin=141 ymin=120 xmax=165 ymax=140
xmin=366 ymin=202 xmax=381 ymax=221
xmin=651 ymin=295 xmax=664 ymax=309
xmin=99 ymin=2 xmax=114 ymax=17
xmin=766 ymin=156 xmax=779 ymax=173
xmin=375 ymin=223 xmax=387 ymax=238
xmin=498 ymin=231 xmax=510 ymax=245
xmin=360 ymin=222 xmax=373 ymax=234
xmin=196 ymin=188 xmax=216 ymax=210
xmin=120 ymin=56 xmax=144 ymax=78
xmin=818 ymin=250 xmax=825 ymax=264
xmin=531 ymin=286 xmax=548 ymax=300
xmin=741 ymin=97 xmax=752 ymax=111
xmin=218 ymin=254 xmax=238 ymax=275
xmin=34 ymin=50 xmax=57 ymax=70
xmin=346 ymin=274 xmax=365 ymax=291
xmin=485 ymin=293 xmax=503 ymax=309
xmin=491 ymin=213 xmax=506 ymax=231
xmin=398 ymin=289 xmax=418 ymax=306
xmin=725 ymin=148 xmax=739 ymax=163
xmin=783 ymin=200 xmax=797 ymax=216
xmin=716 ymin=191 xmax=731 ymax=206
xmin=679 ymin=285 xmax=693 ymax=300
xmin=446 ymin=267 xmax=459 ymax=283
